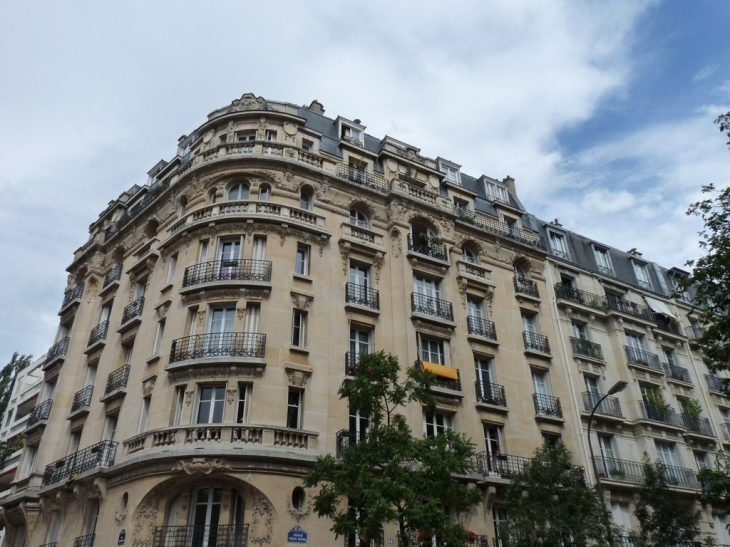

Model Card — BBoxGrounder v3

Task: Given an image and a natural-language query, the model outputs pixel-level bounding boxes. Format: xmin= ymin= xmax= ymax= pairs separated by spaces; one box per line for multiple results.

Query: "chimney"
xmin=308 ymin=100 xmax=325 ymax=114
xmin=627 ymin=248 xmax=642 ymax=257
xmin=553 ymin=219 xmax=562 ymax=227
xmin=354 ymin=119 xmax=361 ymax=125
xmin=502 ymin=176 xmax=516 ymax=195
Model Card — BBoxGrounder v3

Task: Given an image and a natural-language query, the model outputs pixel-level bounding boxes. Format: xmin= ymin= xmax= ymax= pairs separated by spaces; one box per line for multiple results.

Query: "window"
xmin=299 ymin=189 xmax=312 ymax=211
xmin=521 ymin=312 xmax=539 ymax=334
xmin=468 ymin=297 xmax=486 ymax=320
xmin=292 ymin=310 xmax=307 ymax=347
xmin=593 ymin=246 xmax=613 ymax=276
xmin=662 ymin=347 xmax=676 ymax=367
xmin=69 ymin=431 xmax=81 ymax=455
xmin=21 ymin=446 xmax=36 ymax=478
xmin=341 ymin=125 xmax=362 ymax=142
xmin=45 ymin=510 xmax=61 ymax=545
xmin=548 ymin=231 xmax=569 ymax=260
xmin=632 ymin=261 xmax=653 ymax=290
xmin=244 ymin=304 xmax=260 ymax=333
xmin=475 ymin=357 xmax=494 ymax=391
xmin=625 ymin=332 xmax=644 ymax=352
xmin=103 ymin=415 xmax=118 ymax=441
xmin=419 ymin=337 xmax=445 ymax=365
xmin=295 ymin=244 xmax=310 ymax=276
xmin=612 ymin=503 xmax=632 ymax=541
xmin=287 ymin=389 xmax=302 ymax=429
xmin=483 ymin=424 xmax=502 ymax=456
xmin=236 ymin=384 xmax=250 ymax=423
xmin=439 ymin=164 xmax=459 ymax=185
xmin=152 ymin=320 xmax=165 ymax=355
xmin=572 ymin=322 xmax=588 ymax=340
xmin=597 ymin=435 xmax=617 ymax=462
xmin=542 ymin=434 xmax=561 ymax=447
xmin=166 ymin=254 xmax=177 ymax=285
xmin=84 ymin=365 xmax=97 ymax=389
xmin=198 ymin=240 xmax=209 ymax=263
xmin=252 ymin=236 xmax=267 ymax=262
xmin=350 ymin=327 xmax=372 ymax=360
xmin=503 ymin=216 xmax=519 ymax=236
xmin=349 ymin=403 xmax=369 ymax=442
xmin=423 ymin=411 xmax=452 ymax=437
xmin=236 ymin=131 xmax=255 ymax=142
xmin=672 ymin=277 xmax=691 ymax=301
xmin=218 ymin=238 xmax=243 ymax=277
xmin=655 ymin=441 xmax=680 ymax=468
xmin=173 ymin=386 xmax=185 ymax=426
xmin=485 ymin=181 xmax=509 ymax=204
xmin=462 ymin=246 xmax=478 ymax=264
xmin=694 ymin=451 xmax=709 ymax=471
xmin=138 ymin=397 xmax=150 ymax=433
xmin=413 ymin=275 xmax=441 ymax=301
xmin=301 ymin=139 xmax=313 ymax=153
xmin=196 ymin=386 xmax=225 ymax=424
xmin=84 ymin=499 xmax=99 ymax=537
xmin=493 ymin=508 xmax=508 ymax=547
xmin=258 ymin=184 xmax=271 ymax=201
xmin=227 ymin=182 xmax=250 ymax=201
xmin=349 ymin=209 xmax=369 ymax=229
xmin=531 ymin=370 xmax=551 ymax=396
xmin=265 ymin=130 xmax=277 ymax=142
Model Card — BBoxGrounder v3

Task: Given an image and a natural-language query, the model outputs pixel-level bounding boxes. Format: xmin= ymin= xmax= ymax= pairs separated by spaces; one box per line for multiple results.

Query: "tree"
xmin=698 ymin=451 xmax=730 ymax=516
xmin=303 ymin=351 xmax=482 ymax=546
xmin=0 ymin=352 xmax=31 ymax=466
xmin=629 ymin=456 xmax=708 ymax=547
xmin=496 ymin=443 xmax=613 ymax=547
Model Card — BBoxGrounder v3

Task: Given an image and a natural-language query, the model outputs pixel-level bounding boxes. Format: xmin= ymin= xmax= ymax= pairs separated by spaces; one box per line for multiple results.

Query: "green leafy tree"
xmin=0 ymin=352 xmax=31 ymax=466
xmin=698 ymin=451 xmax=730 ymax=516
xmin=303 ymin=351 xmax=482 ymax=546
xmin=496 ymin=443 xmax=613 ymax=547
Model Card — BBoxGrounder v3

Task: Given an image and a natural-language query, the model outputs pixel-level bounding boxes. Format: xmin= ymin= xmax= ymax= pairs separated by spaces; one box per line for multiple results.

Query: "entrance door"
xmin=191 ymin=487 xmax=222 ymax=547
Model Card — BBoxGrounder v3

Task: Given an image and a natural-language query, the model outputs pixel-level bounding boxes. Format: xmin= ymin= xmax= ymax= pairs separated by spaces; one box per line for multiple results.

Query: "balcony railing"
xmin=706 ymin=374 xmax=726 ymax=392
xmin=593 ymin=456 xmax=645 ymax=484
xmin=411 ymin=292 xmax=454 ymax=321
xmin=87 ymin=320 xmax=109 ymax=347
xmin=337 ymin=163 xmax=389 ymax=193
xmin=407 ymin=233 xmax=448 ymax=262
xmin=345 ymin=352 xmax=365 ymax=376
xmin=345 ymin=531 xmax=384 ymax=547
xmin=533 ymin=393 xmax=562 ymax=418
xmin=43 ymin=336 xmax=70 ymax=367
xmin=655 ymin=315 xmax=685 ymax=337
xmin=663 ymin=363 xmax=692 ymax=383
xmin=513 ymin=276 xmax=539 ymax=298
xmin=570 ymin=337 xmax=604 ymax=360
xmin=453 ymin=206 xmax=546 ymax=251
xmin=336 ymin=429 xmax=359 ymax=458
xmin=73 ymin=534 xmax=95 ymax=547
xmin=105 ymin=179 xmax=169 ymax=240
xmin=662 ymin=464 xmax=700 ymax=489
xmin=39 ymin=543 xmax=58 ymax=547
xmin=42 ymin=440 xmax=118 ymax=486
xmin=475 ymin=381 xmax=507 ymax=407
xmin=582 ymin=392 xmax=624 ymax=418
xmin=182 ymin=259 xmax=273 ymax=287
xmin=467 ymin=316 xmax=497 ymax=341
xmin=476 ymin=451 xmax=533 ymax=479
xmin=346 ymin=283 xmax=380 ymax=310
xmin=104 ymin=365 xmax=130 ymax=396
xmin=27 ymin=399 xmax=53 ymax=428
xmin=553 ymin=284 xmax=608 ymax=310
xmin=625 ymin=346 xmax=662 ymax=372
xmin=639 ymin=402 xmax=682 ymax=427
xmin=153 ymin=524 xmax=249 ymax=547
xmin=71 ymin=385 xmax=94 ymax=413
xmin=121 ymin=296 xmax=145 ymax=324
xmin=61 ymin=282 xmax=85 ymax=309
xmin=606 ymin=294 xmax=654 ymax=321
xmin=415 ymin=360 xmax=461 ymax=391
xmin=103 ymin=264 xmax=123 ymax=288
xmin=170 ymin=332 xmax=266 ymax=363
xmin=680 ymin=414 xmax=714 ymax=437
xmin=523 ymin=331 xmax=550 ymax=354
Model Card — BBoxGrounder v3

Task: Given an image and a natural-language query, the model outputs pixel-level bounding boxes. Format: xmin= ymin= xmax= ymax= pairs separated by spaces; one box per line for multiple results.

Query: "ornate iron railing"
xmin=105 ymin=179 xmax=169 ymax=240
xmin=73 ymin=534 xmax=95 ymax=547
xmin=346 ymin=283 xmax=380 ymax=310
xmin=122 ymin=296 xmax=145 ymax=324
xmin=475 ymin=451 xmax=533 ymax=478
xmin=87 ymin=320 xmax=109 ymax=347
xmin=662 ymin=464 xmax=700 ymax=489
xmin=44 ymin=336 xmax=69 ymax=367
xmin=593 ymin=456 xmax=645 ymax=484
xmin=71 ymin=385 xmax=94 ymax=413
xmin=336 ymin=429 xmax=358 ymax=458
xmin=345 ymin=352 xmax=365 ymax=376
xmin=453 ymin=206 xmax=546 ymax=251
xmin=639 ymin=402 xmax=682 ymax=427
xmin=337 ymin=163 xmax=388 ymax=193
xmin=582 ymin=392 xmax=623 ymax=418
xmin=411 ymin=293 xmax=454 ymax=321
xmin=514 ymin=276 xmax=539 ymax=298
xmin=42 ymin=440 xmax=117 ymax=486
xmin=570 ymin=337 xmax=604 ymax=360
xmin=27 ymin=399 xmax=53 ymax=428
xmin=152 ymin=524 xmax=249 ymax=547
xmin=61 ymin=282 xmax=85 ymax=309
xmin=553 ymin=284 xmax=608 ymax=310
xmin=663 ymin=363 xmax=692 ymax=383
xmin=170 ymin=332 xmax=266 ymax=363
xmin=625 ymin=346 xmax=662 ymax=371
xmin=104 ymin=365 xmax=130 ymax=396
xmin=103 ymin=264 xmax=123 ymax=288
xmin=523 ymin=331 xmax=550 ymax=354
xmin=533 ymin=393 xmax=562 ymax=418
xmin=182 ymin=259 xmax=273 ymax=287
xmin=407 ymin=233 xmax=448 ymax=261
xmin=705 ymin=374 xmax=725 ymax=392
xmin=606 ymin=294 xmax=654 ymax=321
xmin=680 ymin=414 xmax=714 ymax=437
xmin=467 ymin=316 xmax=497 ymax=341
xmin=475 ymin=381 xmax=507 ymax=407
xmin=415 ymin=360 xmax=461 ymax=391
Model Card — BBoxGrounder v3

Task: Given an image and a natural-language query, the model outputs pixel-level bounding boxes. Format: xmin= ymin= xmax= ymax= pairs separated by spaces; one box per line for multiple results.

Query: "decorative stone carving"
xmin=156 ymin=300 xmax=171 ymax=319
xmin=457 ymin=278 xmax=469 ymax=309
xmin=226 ymin=389 xmax=237 ymax=404
xmin=237 ymin=307 xmax=246 ymax=320
xmin=197 ymin=310 xmax=206 ymax=325
xmin=250 ymin=490 xmax=274 ymax=545
xmin=413 ymin=320 xmax=453 ymax=338
xmin=243 ymin=289 xmax=269 ymax=299
xmin=142 ymin=376 xmax=157 ymax=397
xmin=286 ymin=490 xmax=313 ymax=522
xmin=132 ymin=488 xmax=163 ymax=547
xmin=395 ymin=146 xmax=426 ymax=164
xmin=169 ymin=366 xmax=259 ymax=383
xmin=115 ymin=494 xmax=128 ymax=526
xmin=390 ymin=228 xmax=402 ymax=258
xmin=185 ymin=390 xmax=194 ymax=406
xmin=20 ymin=502 xmax=39 ymax=535
xmin=286 ymin=369 xmax=311 ymax=388
xmin=172 ymin=458 xmax=231 ymax=475
xmin=290 ymin=292 xmax=313 ymax=310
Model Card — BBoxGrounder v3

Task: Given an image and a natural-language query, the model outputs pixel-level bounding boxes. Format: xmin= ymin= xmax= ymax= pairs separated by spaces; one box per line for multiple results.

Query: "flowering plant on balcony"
xmin=465 ymin=530 xmax=477 ymax=543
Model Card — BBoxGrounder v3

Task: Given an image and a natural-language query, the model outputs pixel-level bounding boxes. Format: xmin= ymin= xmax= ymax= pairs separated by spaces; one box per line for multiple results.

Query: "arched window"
xmin=349 ymin=209 xmax=369 ymax=229
xmin=463 ymin=246 xmax=478 ymax=264
xmin=227 ymin=182 xmax=250 ymax=201
xmin=164 ymin=486 xmax=247 ymax=542
xmin=259 ymin=184 xmax=271 ymax=201
xmin=300 ymin=189 xmax=312 ymax=211
xmin=514 ymin=263 xmax=529 ymax=280
xmin=178 ymin=196 xmax=188 ymax=217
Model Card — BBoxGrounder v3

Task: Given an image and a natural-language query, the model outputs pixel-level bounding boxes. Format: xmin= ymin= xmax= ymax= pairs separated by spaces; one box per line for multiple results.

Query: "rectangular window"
xmin=419 ymin=336 xmax=445 ymax=365
xmin=423 ymin=411 xmax=452 ymax=437
xmin=173 ymin=386 xmax=185 ymax=426
xmin=103 ymin=415 xmax=118 ymax=441
xmin=440 ymin=164 xmax=459 ymax=185
xmin=69 ymin=431 xmax=81 ymax=455
xmin=198 ymin=240 xmax=209 ymax=263
xmin=21 ymin=446 xmax=36 ymax=478
xmin=531 ymin=370 xmax=551 ymax=396
xmin=548 ymin=232 xmax=569 ymax=260
xmin=244 ymin=304 xmax=260 ymax=333
xmin=349 ymin=327 xmax=372 ymax=357
xmin=287 ymin=389 xmax=302 ymax=429
xmin=265 ymin=130 xmax=277 ymax=142
xmin=521 ymin=312 xmax=539 ymax=334
xmin=694 ymin=451 xmax=709 ymax=471
xmin=632 ymin=261 xmax=653 ymax=290
xmin=572 ymin=322 xmax=588 ymax=340
xmin=655 ymin=441 xmax=680 ymax=467
xmin=485 ymin=181 xmax=509 ymax=203
xmin=123 ymin=343 xmax=133 ymax=366
xmin=301 ymin=139 xmax=313 ymax=153
xmin=166 ymin=254 xmax=178 ymax=285
xmin=467 ymin=297 xmax=486 ymax=320
xmin=153 ymin=320 xmax=165 ymax=355
xmin=236 ymin=131 xmax=256 ymax=142
xmin=138 ymin=397 xmax=150 ymax=433
xmin=483 ymin=424 xmax=502 ymax=456
xmin=475 ymin=357 xmax=494 ymax=388
xmin=84 ymin=365 xmax=97 ymax=388
xmin=46 ymin=510 xmax=61 ymax=544
xmin=593 ymin=247 xmax=613 ymax=276
xmin=196 ymin=386 xmax=225 ymax=424
xmin=662 ymin=347 xmax=676 ymax=367
xmin=342 ymin=125 xmax=362 ymax=142
xmin=295 ymin=244 xmax=310 ymax=275
xmin=252 ymin=236 xmax=267 ymax=262
xmin=292 ymin=310 xmax=307 ymax=347
xmin=625 ymin=332 xmax=643 ymax=351
xmin=100 ymin=303 xmax=112 ymax=323
xmin=236 ymin=384 xmax=250 ymax=424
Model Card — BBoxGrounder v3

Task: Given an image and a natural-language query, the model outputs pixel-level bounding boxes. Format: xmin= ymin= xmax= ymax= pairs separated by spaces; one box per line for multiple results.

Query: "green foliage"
xmin=644 ymin=388 xmax=670 ymax=415
xmin=679 ymin=396 xmax=704 ymax=418
xmin=0 ymin=434 xmax=25 ymax=468
xmin=303 ymin=351 xmax=481 ymax=545
xmin=698 ymin=451 xmax=730 ymax=516
xmin=630 ymin=455 xmax=705 ymax=547
xmin=0 ymin=352 xmax=32 ymax=467
xmin=497 ymin=443 xmax=614 ymax=547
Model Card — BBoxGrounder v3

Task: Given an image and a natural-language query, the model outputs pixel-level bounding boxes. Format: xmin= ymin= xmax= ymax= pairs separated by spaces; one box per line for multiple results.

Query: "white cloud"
xmin=580 ymin=189 xmax=637 ymax=213
xmin=694 ymin=64 xmax=719 ymax=82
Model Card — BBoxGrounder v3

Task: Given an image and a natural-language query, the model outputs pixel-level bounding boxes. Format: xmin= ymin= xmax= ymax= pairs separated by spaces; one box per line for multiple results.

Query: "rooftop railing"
xmin=337 ymin=163 xmax=388 ymax=193
xmin=411 ymin=292 xmax=454 ymax=322
xmin=514 ymin=276 xmax=539 ymax=298
xmin=42 ymin=440 xmax=117 ymax=486
xmin=467 ymin=315 xmax=497 ymax=341
xmin=570 ymin=337 xmax=604 ymax=360
xmin=170 ymin=332 xmax=266 ymax=363
xmin=407 ymin=233 xmax=448 ymax=262
xmin=346 ymin=282 xmax=380 ymax=310
xmin=105 ymin=180 xmax=169 ymax=240
xmin=182 ymin=259 xmax=273 ymax=287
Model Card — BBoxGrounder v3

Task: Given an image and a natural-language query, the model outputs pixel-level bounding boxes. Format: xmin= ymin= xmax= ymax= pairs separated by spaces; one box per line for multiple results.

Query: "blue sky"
xmin=0 ymin=0 xmax=728 ymax=363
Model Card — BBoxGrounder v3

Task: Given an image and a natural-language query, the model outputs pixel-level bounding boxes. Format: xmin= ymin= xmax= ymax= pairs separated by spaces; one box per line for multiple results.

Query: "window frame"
xmin=423 ymin=410 xmax=453 ymax=437
xmin=295 ymin=243 xmax=311 ymax=276
xmin=287 ymin=388 xmax=303 ymax=429
xmin=291 ymin=309 xmax=307 ymax=348
xmin=195 ymin=385 xmax=226 ymax=425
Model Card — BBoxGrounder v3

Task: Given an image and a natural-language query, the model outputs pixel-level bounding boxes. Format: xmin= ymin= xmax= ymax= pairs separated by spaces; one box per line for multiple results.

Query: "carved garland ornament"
xmin=172 ymin=458 xmax=232 ymax=475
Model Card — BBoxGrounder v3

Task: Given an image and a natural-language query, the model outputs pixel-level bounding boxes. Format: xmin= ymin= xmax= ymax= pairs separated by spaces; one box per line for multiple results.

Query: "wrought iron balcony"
xmin=705 ymin=374 xmax=726 ymax=392
xmin=475 ymin=451 xmax=530 ymax=478
xmin=655 ymin=315 xmax=685 ymax=337
xmin=680 ymin=414 xmax=714 ymax=437
xmin=346 ymin=282 xmax=380 ymax=310
xmin=582 ymin=392 xmax=623 ymax=418
xmin=662 ymin=464 xmax=700 ymax=489
xmin=71 ymin=385 xmax=94 ymax=413
xmin=606 ymin=294 xmax=654 ymax=321
xmin=411 ymin=292 xmax=454 ymax=321
xmin=337 ymin=163 xmax=388 ymax=193
xmin=663 ymin=363 xmax=692 ymax=383
xmin=553 ymin=284 xmax=608 ymax=310
xmin=27 ymin=399 xmax=52 ymax=428
xmin=39 ymin=543 xmax=58 ymax=547
xmin=570 ymin=337 xmax=604 ymax=360
xmin=467 ymin=315 xmax=497 ymax=341
xmin=104 ymin=365 xmax=130 ymax=396
xmin=639 ymin=402 xmax=681 ymax=427
xmin=345 ymin=352 xmax=365 ymax=376
xmin=345 ymin=531 xmax=384 ymax=547
xmin=513 ymin=276 xmax=539 ymax=298
xmin=624 ymin=346 xmax=662 ymax=372
xmin=170 ymin=332 xmax=266 ymax=363
xmin=87 ymin=320 xmax=109 ymax=347
xmin=103 ymin=263 xmax=122 ymax=288
xmin=153 ymin=524 xmax=249 ymax=547
xmin=407 ymin=233 xmax=448 ymax=261
xmin=182 ymin=259 xmax=273 ymax=287
xmin=42 ymin=440 xmax=117 ymax=486
xmin=415 ymin=360 xmax=461 ymax=391
xmin=43 ymin=336 xmax=69 ymax=368
xmin=453 ymin=207 xmax=546 ymax=250
xmin=121 ymin=296 xmax=145 ymax=324
xmin=475 ymin=381 xmax=507 ymax=407
xmin=593 ymin=456 xmax=645 ymax=484
xmin=523 ymin=331 xmax=550 ymax=354
xmin=73 ymin=534 xmax=95 ymax=547
xmin=61 ymin=282 xmax=85 ymax=310
xmin=533 ymin=393 xmax=562 ymax=418
xmin=336 ymin=429 xmax=358 ymax=458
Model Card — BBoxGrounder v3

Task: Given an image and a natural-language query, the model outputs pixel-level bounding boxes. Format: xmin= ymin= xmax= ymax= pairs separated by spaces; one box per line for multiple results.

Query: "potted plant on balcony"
xmin=465 ymin=530 xmax=477 ymax=544
xmin=681 ymin=397 xmax=703 ymax=418
xmin=645 ymin=389 xmax=671 ymax=417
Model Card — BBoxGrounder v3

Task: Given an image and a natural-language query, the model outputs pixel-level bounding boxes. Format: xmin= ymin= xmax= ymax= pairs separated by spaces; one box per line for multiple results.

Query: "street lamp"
xmin=587 ymin=380 xmax=628 ymax=544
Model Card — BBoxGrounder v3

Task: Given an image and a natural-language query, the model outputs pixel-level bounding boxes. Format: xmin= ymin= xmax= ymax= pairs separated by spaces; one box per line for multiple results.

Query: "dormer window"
xmin=438 ymin=160 xmax=460 ymax=185
xmin=485 ymin=181 xmax=509 ymax=204
xmin=632 ymin=261 xmax=653 ymax=291
xmin=593 ymin=246 xmax=614 ymax=276
xmin=302 ymin=139 xmax=313 ymax=153
xmin=342 ymin=125 xmax=362 ymax=142
xmin=548 ymin=231 xmax=570 ymax=260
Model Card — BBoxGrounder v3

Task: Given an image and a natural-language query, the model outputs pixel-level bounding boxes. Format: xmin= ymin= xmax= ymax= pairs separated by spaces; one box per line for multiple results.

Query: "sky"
xmin=1 ymin=0 xmax=729 ymax=363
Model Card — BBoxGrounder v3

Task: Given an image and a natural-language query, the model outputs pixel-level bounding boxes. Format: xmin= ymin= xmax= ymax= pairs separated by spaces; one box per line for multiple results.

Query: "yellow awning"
xmin=422 ymin=361 xmax=459 ymax=380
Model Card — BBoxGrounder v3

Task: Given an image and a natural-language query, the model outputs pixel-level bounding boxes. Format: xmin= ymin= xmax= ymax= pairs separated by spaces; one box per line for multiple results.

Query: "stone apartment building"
xmin=0 ymin=93 xmax=727 ymax=546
